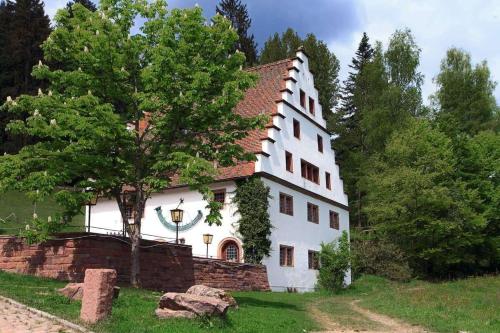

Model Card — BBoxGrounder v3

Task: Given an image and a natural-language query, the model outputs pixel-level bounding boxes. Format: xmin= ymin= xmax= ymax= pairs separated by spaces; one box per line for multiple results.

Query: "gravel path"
xmin=0 ymin=296 xmax=88 ymax=333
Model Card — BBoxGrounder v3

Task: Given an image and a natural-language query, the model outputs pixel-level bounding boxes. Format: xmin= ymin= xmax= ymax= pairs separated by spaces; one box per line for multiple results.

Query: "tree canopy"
xmin=364 ymin=119 xmax=487 ymax=276
xmin=433 ymin=48 xmax=498 ymax=136
xmin=216 ymin=0 xmax=257 ymax=67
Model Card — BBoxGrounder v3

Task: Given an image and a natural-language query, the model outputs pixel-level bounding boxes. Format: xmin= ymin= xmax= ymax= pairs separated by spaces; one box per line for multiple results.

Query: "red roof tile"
xmin=216 ymin=59 xmax=292 ymax=180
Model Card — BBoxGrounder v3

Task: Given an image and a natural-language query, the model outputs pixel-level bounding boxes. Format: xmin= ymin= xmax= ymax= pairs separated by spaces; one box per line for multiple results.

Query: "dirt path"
xmin=310 ymin=299 xmax=432 ymax=333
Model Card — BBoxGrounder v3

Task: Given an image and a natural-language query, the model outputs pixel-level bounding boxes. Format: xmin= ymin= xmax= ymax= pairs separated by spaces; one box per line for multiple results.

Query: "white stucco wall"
xmin=88 ymin=181 xmax=242 ymax=258
xmin=262 ymin=177 xmax=349 ymax=292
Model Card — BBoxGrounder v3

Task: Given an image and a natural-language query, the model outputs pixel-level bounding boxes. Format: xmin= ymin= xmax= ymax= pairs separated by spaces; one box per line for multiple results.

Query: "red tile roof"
xmin=214 ymin=58 xmax=292 ymax=181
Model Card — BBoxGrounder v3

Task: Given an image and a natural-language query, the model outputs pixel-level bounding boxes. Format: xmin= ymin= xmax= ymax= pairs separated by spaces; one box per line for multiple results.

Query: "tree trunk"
xmin=129 ymin=224 xmax=141 ymax=287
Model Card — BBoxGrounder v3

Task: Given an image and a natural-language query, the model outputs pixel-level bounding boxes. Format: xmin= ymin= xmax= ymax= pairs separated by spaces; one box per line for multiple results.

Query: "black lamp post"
xmin=203 ymin=233 xmax=213 ymax=258
xmin=170 ymin=207 xmax=184 ymax=244
xmin=85 ymin=189 xmax=98 ymax=233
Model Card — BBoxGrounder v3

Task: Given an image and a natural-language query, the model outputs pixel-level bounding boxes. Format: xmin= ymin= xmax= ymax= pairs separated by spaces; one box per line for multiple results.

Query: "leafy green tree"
xmin=233 ymin=177 xmax=272 ymax=264
xmin=361 ymin=29 xmax=423 ymax=153
xmin=364 ymin=119 xmax=486 ymax=277
xmin=0 ymin=0 xmax=51 ymax=154
xmin=433 ymin=48 xmax=498 ymax=136
xmin=318 ymin=231 xmax=351 ymax=292
xmin=216 ymin=0 xmax=257 ymax=66
xmin=330 ymin=33 xmax=374 ymax=228
xmin=460 ymin=131 xmax=500 ymax=271
xmin=66 ymin=0 xmax=96 ymax=14
xmin=260 ymin=28 xmax=340 ymax=112
xmin=0 ymin=1 xmax=264 ymax=286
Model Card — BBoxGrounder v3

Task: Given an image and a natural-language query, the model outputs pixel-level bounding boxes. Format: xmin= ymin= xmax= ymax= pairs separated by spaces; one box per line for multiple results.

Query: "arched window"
xmin=221 ymin=240 xmax=240 ymax=262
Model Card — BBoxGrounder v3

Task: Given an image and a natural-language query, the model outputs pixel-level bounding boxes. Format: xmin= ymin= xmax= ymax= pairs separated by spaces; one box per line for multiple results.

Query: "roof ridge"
xmin=246 ymin=58 xmax=293 ymax=72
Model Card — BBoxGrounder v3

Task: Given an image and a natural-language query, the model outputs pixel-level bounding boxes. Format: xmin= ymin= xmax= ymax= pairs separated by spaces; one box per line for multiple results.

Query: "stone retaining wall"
xmin=0 ymin=233 xmax=269 ymax=292
xmin=193 ymin=257 xmax=270 ymax=291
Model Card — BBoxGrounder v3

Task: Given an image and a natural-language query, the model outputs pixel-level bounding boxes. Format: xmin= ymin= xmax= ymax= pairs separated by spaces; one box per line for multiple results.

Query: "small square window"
xmin=329 ymin=211 xmax=339 ymax=229
xmin=307 ymin=203 xmax=319 ymax=224
xmin=308 ymin=250 xmax=320 ymax=270
xmin=280 ymin=245 xmax=294 ymax=267
xmin=317 ymin=135 xmax=323 ymax=153
xmin=300 ymin=90 xmax=306 ymax=108
xmin=279 ymin=193 xmax=293 ymax=216
xmin=285 ymin=151 xmax=293 ymax=172
xmin=213 ymin=189 xmax=226 ymax=204
xmin=309 ymin=97 xmax=315 ymax=115
xmin=325 ymin=172 xmax=331 ymax=190
xmin=293 ymin=119 xmax=300 ymax=139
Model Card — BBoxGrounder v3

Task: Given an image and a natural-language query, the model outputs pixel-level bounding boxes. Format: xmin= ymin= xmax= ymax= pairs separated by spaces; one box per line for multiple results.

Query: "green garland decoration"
xmin=155 ymin=206 xmax=203 ymax=231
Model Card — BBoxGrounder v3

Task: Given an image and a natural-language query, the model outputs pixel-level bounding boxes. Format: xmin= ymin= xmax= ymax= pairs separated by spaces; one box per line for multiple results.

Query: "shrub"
xmin=351 ymin=231 xmax=412 ymax=281
xmin=317 ymin=231 xmax=351 ymax=292
xmin=233 ymin=177 xmax=272 ymax=264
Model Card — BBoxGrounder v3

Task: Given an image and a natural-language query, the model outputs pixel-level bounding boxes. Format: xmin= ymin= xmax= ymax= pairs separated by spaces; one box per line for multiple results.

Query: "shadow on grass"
xmin=235 ymin=296 xmax=301 ymax=310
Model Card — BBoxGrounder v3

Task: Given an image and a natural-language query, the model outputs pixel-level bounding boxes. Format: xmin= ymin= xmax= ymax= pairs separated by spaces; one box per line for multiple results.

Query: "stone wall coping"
xmin=0 ymin=233 xmax=192 ymax=250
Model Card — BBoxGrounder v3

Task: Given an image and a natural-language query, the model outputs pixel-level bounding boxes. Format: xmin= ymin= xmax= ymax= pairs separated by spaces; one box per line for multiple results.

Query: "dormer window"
xmin=309 ymin=97 xmax=315 ymax=115
xmin=293 ymin=119 xmax=300 ymax=139
xmin=300 ymin=90 xmax=306 ymax=108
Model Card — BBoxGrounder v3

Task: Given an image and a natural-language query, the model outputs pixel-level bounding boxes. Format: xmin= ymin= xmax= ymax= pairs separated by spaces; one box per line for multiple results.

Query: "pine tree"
xmin=216 ymin=0 xmax=257 ymax=66
xmin=0 ymin=0 xmax=51 ymax=154
xmin=260 ymin=28 xmax=340 ymax=112
xmin=329 ymin=33 xmax=374 ymax=228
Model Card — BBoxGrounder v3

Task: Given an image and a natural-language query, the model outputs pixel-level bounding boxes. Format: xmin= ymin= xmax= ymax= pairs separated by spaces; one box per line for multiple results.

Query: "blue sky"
xmin=44 ymin=0 xmax=500 ymax=105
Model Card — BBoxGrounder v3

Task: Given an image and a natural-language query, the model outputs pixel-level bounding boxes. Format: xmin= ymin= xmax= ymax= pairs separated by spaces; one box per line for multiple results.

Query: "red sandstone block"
xmin=80 ymin=269 xmax=117 ymax=323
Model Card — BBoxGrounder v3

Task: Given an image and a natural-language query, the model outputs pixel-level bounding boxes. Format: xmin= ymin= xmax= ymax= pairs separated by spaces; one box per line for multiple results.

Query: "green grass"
xmin=342 ymin=275 xmax=500 ymax=333
xmin=0 ymin=270 xmax=498 ymax=333
xmin=0 ymin=191 xmax=84 ymax=235
xmin=0 ymin=270 xmax=320 ymax=333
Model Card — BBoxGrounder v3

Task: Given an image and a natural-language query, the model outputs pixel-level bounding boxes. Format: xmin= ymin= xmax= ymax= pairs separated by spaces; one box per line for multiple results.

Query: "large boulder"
xmin=186 ymin=285 xmax=238 ymax=308
xmin=58 ymin=283 xmax=84 ymax=300
xmin=158 ymin=292 xmax=230 ymax=317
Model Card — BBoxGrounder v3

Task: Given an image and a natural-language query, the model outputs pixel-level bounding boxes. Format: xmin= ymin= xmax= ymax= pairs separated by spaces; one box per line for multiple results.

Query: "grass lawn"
xmin=0 ymin=191 xmax=84 ymax=235
xmin=0 ymin=270 xmax=498 ymax=333
xmin=0 ymin=270 xmax=320 ymax=333
xmin=319 ymin=275 xmax=500 ymax=333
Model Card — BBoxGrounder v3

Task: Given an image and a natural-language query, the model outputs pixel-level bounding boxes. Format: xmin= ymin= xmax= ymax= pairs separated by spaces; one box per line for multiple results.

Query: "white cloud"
xmin=329 ymin=0 xmax=500 ymax=105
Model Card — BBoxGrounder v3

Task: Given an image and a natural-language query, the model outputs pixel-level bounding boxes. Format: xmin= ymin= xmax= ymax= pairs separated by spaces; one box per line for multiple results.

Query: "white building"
xmin=88 ymin=49 xmax=350 ymax=292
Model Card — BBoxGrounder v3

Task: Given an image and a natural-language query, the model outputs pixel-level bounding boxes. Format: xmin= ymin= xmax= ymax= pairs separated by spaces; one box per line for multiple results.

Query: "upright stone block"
xmin=80 ymin=269 xmax=117 ymax=323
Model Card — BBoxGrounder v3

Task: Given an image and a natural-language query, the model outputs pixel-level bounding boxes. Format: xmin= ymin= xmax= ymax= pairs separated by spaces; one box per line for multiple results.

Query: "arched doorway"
xmin=218 ymin=238 xmax=242 ymax=263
